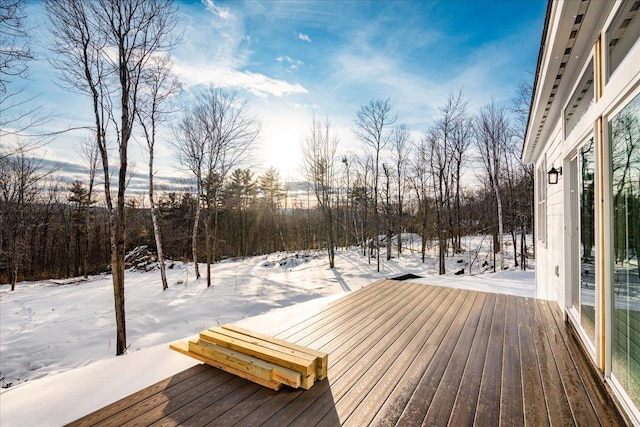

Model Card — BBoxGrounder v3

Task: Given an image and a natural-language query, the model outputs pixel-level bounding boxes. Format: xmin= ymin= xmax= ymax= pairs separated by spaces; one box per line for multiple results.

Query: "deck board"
xmin=500 ymin=295 xmax=525 ymax=426
xmin=532 ymin=298 xmax=576 ymax=425
xmin=474 ymin=292 xmax=506 ymax=425
xmin=446 ymin=291 xmax=496 ymax=427
xmin=517 ymin=297 xmax=549 ymax=427
xmin=68 ymin=281 xmax=627 ymax=427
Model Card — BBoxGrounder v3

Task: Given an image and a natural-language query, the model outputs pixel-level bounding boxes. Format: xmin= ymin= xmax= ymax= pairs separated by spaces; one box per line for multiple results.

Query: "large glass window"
xmin=607 ymin=0 xmax=640 ymax=80
xmin=580 ymin=139 xmax=596 ymax=342
xmin=609 ymin=92 xmax=640 ymax=408
xmin=537 ymin=156 xmax=547 ymax=246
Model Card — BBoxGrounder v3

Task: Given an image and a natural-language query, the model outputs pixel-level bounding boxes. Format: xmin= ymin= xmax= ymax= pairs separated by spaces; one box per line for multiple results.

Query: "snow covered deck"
xmin=68 ymin=280 xmax=625 ymax=426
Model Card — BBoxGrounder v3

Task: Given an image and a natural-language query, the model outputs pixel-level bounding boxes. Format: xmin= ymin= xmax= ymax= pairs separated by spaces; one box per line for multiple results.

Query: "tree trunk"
xmin=149 ymin=175 xmax=168 ymax=290
xmin=83 ymin=210 xmax=91 ymax=278
xmin=212 ymin=206 xmax=220 ymax=275
xmin=326 ymin=206 xmax=335 ymax=268
xmin=192 ymin=191 xmax=201 ymax=279
xmin=205 ymin=206 xmax=211 ymax=287
xmin=511 ymin=230 xmax=518 ymax=268
xmin=109 ymin=201 xmax=127 ymax=356
xmin=493 ymin=175 xmax=505 ymax=270
xmin=74 ymin=231 xmax=81 ymax=277
xmin=520 ymin=226 xmax=526 ymax=271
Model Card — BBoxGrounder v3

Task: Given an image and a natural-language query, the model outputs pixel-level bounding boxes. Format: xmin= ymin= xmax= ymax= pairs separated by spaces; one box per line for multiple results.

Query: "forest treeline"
xmin=1 ymin=91 xmax=533 ymax=285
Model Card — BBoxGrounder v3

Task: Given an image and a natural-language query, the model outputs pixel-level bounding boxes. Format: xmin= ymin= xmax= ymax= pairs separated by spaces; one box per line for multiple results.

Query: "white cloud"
xmin=276 ymin=55 xmax=303 ymax=70
xmin=297 ymin=32 xmax=311 ymax=43
xmin=204 ymin=0 xmax=232 ymax=20
xmin=172 ymin=60 xmax=307 ymax=97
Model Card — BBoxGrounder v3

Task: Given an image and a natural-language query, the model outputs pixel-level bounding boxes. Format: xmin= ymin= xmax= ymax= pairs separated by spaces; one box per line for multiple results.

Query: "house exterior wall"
xmin=535 ymin=126 xmax=564 ymax=303
xmin=524 ymin=1 xmax=640 ymax=423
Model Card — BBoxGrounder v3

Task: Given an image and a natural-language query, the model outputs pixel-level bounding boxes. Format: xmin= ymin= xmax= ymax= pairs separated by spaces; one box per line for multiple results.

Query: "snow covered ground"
xmin=0 ymin=235 xmax=535 ymax=426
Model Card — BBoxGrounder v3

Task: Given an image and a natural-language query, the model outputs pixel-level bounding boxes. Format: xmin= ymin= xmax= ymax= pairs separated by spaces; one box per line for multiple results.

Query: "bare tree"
xmin=391 ymin=124 xmax=411 ymax=257
xmin=476 ymin=100 xmax=511 ymax=271
xmin=136 ymin=54 xmax=181 ymax=291
xmin=0 ymin=0 xmax=51 ymax=154
xmin=382 ymin=163 xmax=393 ymax=260
xmin=424 ymin=128 xmax=449 ymax=274
xmin=46 ymin=0 xmax=179 ymax=356
xmin=410 ymin=137 xmax=432 ymax=263
xmin=425 ymin=92 xmax=468 ymax=274
xmin=173 ymin=113 xmax=206 ymax=279
xmin=0 ymin=0 xmax=31 ymax=87
xmin=340 ymin=156 xmax=352 ymax=248
xmin=303 ymin=114 xmax=338 ymax=268
xmin=0 ymin=146 xmax=48 ymax=290
xmin=351 ymin=153 xmax=373 ymax=258
xmin=174 ymin=87 xmax=259 ymax=286
xmin=258 ymin=167 xmax=287 ymax=252
xmin=354 ymin=98 xmax=397 ymax=272
xmin=511 ymin=78 xmax=534 ymax=269
xmin=79 ymin=135 xmax=99 ymax=278
xmin=449 ymin=94 xmax=472 ymax=254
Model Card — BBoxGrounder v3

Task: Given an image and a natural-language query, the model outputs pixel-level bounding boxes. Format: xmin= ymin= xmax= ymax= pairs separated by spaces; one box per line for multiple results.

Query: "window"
xmin=537 ymin=156 xmax=547 ymax=246
xmin=609 ymin=92 xmax=640 ymax=409
xmin=607 ymin=0 xmax=640 ymax=80
xmin=579 ymin=138 xmax=596 ymax=342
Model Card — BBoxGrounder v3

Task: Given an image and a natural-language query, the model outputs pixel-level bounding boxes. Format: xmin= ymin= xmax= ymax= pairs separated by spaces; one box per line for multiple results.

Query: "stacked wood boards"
xmin=170 ymin=324 xmax=328 ymax=391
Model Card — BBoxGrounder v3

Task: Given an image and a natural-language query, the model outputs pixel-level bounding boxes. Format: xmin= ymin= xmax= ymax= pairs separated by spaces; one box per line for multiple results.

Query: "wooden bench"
xmin=170 ymin=324 xmax=328 ymax=391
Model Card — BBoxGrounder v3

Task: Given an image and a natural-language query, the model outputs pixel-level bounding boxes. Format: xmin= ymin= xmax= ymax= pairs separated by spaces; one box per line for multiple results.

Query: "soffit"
xmin=523 ymin=0 xmax=613 ymax=163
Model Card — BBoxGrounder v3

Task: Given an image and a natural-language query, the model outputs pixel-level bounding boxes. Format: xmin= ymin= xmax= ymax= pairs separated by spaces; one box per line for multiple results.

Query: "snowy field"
xmin=0 ymin=235 xmax=535 ymax=426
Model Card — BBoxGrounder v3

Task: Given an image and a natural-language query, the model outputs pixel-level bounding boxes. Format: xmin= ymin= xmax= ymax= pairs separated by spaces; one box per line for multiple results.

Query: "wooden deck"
xmin=69 ymin=280 xmax=627 ymax=426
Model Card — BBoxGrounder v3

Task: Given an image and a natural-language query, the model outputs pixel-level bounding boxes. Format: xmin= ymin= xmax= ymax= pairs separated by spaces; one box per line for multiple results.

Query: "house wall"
xmin=527 ymin=1 xmax=640 ymax=423
xmin=534 ymin=126 xmax=564 ymax=304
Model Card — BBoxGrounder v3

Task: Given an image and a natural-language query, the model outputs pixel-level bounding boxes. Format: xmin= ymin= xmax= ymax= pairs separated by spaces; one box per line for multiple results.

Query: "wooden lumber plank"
xmin=222 ymin=325 xmax=328 ymax=380
xmin=200 ymin=327 xmax=315 ymax=376
xmin=273 ymin=284 xmax=451 ymax=425
xmin=207 ymin=326 xmax=318 ymax=363
xmin=499 ymin=295 xmax=525 ymax=425
xmin=189 ymin=338 xmax=298 ymax=389
xmin=443 ymin=292 xmax=497 ymax=426
xmin=517 ymin=297 xmax=550 ymax=427
xmin=187 ymin=339 xmax=291 ymax=390
xmin=67 ymin=363 xmax=211 ymax=427
xmin=300 ymin=370 xmax=316 ymax=390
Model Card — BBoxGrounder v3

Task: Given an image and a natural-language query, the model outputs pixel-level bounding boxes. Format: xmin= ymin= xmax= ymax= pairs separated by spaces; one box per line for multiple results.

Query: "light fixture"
xmin=548 ymin=166 xmax=563 ymax=184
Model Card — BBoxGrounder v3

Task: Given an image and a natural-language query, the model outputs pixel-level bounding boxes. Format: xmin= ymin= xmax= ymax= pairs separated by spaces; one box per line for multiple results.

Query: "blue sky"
xmin=8 ymin=0 xmax=546 ymax=186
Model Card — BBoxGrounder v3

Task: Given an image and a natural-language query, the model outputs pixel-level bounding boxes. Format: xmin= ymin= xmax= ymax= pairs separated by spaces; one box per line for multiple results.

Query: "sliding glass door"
xmin=571 ymin=138 xmax=596 ymax=345
xmin=609 ymin=93 xmax=640 ymax=409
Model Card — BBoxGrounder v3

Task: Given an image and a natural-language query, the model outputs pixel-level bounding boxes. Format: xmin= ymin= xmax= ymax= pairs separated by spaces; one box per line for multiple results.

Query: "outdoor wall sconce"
xmin=548 ymin=165 xmax=562 ymax=184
